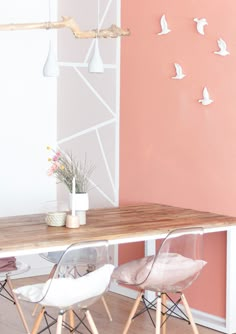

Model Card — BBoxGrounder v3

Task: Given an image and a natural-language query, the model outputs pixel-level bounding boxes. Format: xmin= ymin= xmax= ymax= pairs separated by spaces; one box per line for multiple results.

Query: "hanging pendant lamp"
xmin=43 ymin=40 xmax=60 ymax=77
xmin=88 ymin=0 xmax=104 ymax=73
xmin=88 ymin=38 xmax=104 ymax=73
xmin=43 ymin=0 xmax=59 ymax=77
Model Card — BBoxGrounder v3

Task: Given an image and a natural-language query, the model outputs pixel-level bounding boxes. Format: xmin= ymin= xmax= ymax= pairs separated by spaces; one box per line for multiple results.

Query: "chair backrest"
xmin=39 ymin=240 xmax=114 ymax=309
xmin=136 ymin=227 xmax=206 ymax=292
xmin=40 ymin=251 xmax=64 ymax=264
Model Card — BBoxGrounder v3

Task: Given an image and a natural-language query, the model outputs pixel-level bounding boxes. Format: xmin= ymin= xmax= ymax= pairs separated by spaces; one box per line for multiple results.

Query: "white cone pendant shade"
xmin=88 ymin=39 xmax=104 ymax=73
xmin=43 ymin=41 xmax=59 ymax=77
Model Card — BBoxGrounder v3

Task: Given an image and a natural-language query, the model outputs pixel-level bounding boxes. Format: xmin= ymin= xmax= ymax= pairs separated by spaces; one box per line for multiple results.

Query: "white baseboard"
xmin=168 ymin=301 xmax=227 ymax=333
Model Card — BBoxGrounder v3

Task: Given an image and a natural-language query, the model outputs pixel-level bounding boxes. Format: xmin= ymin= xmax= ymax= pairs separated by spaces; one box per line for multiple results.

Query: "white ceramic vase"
xmin=69 ymin=193 xmax=89 ymax=225
xmin=69 ymin=193 xmax=89 ymax=211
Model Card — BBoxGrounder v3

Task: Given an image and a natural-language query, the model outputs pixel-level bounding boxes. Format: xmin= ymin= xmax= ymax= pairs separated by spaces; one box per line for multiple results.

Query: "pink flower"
xmin=52 ymin=163 xmax=58 ymax=171
xmin=47 ymin=168 xmax=54 ymax=176
xmin=47 ymin=163 xmax=59 ymax=176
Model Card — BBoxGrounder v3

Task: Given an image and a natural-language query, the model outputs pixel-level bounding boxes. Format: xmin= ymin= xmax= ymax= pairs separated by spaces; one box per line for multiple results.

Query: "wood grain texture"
xmin=0 ymin=203 xmax=235 ymax=256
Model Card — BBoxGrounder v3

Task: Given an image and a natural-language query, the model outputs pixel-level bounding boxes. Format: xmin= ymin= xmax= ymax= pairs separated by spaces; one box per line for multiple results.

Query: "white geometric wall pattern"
xmin=57 ymin=0 xmax=120 ymax=208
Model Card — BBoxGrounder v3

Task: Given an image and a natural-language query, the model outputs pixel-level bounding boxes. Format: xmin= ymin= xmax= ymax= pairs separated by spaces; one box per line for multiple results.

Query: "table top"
xmin=0 ymin=203 xmax=236 ymax=257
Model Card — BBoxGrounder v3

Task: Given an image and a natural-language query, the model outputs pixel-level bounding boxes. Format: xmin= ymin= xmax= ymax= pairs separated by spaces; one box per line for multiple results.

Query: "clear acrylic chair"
xmin=34 ymin=249 xmax=113 ymax=322
xmin=112 ymin=227 xmax=207 ymax=334
xmin=0 ymin=257 xmax=31 ymax=333
xmin=14 ymin=241 xmax=114 ymax=334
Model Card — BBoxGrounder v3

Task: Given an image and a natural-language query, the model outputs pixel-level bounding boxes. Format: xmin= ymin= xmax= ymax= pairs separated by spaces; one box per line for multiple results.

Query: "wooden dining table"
xmin=0 ymin=202 xmax=236 ymax=333
xmin=0 ymin=202 xmax=236 ymax=258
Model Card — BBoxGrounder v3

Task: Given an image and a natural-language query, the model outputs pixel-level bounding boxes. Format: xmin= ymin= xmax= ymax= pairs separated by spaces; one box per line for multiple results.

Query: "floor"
xmin=0 ymin=277 xmax=223 ymax=334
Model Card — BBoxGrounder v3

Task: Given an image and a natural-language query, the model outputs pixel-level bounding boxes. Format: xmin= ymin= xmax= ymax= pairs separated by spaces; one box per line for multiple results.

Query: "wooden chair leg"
xmin=101 ymin=296 xmax=112 ymax=321
xmin=122 ymin=291 xmax=143 ymax=334
xmin=155 ymin=292 xmax=162 ymax=334
xmin=7 ymin=276 xmax=30 ymax=334
xmin=32 ymin=304 xmax=39 ymax=316
xmin=161 ymin=293 xmax=167 ymax=334
xmin=85 ymin=309 xmax=99 ymax=334
xmin=56 ymin=312 xmax=63 ymax=334
xmin=31 ymin=307 xmax=45 ymax=334
xmin=68 ymin=309 xmax=75 ymax=329
xmin=62 ymin=312 xmax=67 ymax=328
xmin=181 ymin=293 xmax=199 ymax=334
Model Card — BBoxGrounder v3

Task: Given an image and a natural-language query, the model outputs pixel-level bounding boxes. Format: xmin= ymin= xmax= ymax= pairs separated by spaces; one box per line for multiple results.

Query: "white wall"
xmin=0 ymin=0 xmax=57 ymax=217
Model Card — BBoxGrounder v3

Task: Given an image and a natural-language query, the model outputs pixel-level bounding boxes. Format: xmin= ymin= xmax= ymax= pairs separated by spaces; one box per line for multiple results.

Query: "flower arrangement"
xmin=47 ymin=146 xmax=95 ymax=193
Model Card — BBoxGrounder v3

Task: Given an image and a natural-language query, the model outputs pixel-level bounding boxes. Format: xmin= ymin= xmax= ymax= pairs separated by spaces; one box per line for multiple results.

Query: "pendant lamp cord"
xmin=48 ymin=0 xmax=52 ymax=22
xmin=97 ymin=0 xmax=100 ymax=36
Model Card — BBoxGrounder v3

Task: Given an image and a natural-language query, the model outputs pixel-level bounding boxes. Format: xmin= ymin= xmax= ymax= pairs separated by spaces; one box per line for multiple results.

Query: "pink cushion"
xmin=112 ymin=253 xmax=206 ymax=292
xmin=0 ymin=257 xmax=17 ymax=272
xmin=112 ymin=256 xmax=154 ymax=284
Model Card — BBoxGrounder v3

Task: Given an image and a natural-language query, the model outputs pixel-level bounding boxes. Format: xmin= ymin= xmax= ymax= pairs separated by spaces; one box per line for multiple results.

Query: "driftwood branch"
xmin=0 ymin=16 xmax=130 ymax=38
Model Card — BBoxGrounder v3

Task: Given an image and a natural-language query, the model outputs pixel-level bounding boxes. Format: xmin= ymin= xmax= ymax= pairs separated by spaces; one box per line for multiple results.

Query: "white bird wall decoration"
xmin=194 ymin=18 xmax=208 ymax=35
xmin=158 ymin=14 xmax=171 ymax=35
xmin=172 ymin=63 xmax=186 ymax=79
xmin=198 ymin=87 xmax=213 ymax=106
xmin=214 ymin=38 xmax=230 ymax=56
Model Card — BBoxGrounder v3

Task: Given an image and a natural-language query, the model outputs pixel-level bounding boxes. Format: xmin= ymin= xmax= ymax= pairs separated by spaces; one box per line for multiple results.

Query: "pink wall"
xmin=119 ymin=0 xmax=236 ymax=317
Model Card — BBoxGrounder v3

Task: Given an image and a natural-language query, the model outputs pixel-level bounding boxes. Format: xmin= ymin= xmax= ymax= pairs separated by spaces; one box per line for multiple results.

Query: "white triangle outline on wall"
xmin=73 ymin=66 xmax=116 ymax=117
xmin=58 ymin=118 xmax=117 ymax=204
xmin=57 ymin=0 xmax=120 ymax=208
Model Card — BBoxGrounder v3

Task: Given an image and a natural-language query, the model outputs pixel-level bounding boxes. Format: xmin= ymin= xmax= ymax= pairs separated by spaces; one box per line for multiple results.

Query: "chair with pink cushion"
xmin=0 ymin=257 xmax=31 ymax=333
xmin=112 ymin=227 xmax=207 ymax=334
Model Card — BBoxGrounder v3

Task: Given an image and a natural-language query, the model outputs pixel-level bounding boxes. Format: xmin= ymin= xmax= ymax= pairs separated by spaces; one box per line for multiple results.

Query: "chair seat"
xmin=40 ymin=252 xmax=64 ymax=263
xmin=0 ymin=260 xmax=30 ymax=277
xmin=14 ymin=263 xmax=114 ymax=308
xmin=0 ymin=258 xmax=31 ymax=334
xmin=112 ymin=253 xmax=206 ymax=292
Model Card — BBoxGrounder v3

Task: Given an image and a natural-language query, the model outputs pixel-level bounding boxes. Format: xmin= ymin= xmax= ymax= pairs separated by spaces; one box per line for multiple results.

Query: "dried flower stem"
xmin=47 ymin=146 xmax=95 ymax=193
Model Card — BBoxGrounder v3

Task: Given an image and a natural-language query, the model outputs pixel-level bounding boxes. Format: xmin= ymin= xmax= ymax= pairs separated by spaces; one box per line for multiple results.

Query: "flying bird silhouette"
xmin=214 ymin=38 xmax=230 ymax=56
xmin=194 ymin=18 xmax=208 ymax=35
xmin=158 ymin=15 xmax=171 ymax=35
xmin=172 ymin=63 xmax=186 ymax=79
xmin=198 ymin=87 xmax=213 ymax=106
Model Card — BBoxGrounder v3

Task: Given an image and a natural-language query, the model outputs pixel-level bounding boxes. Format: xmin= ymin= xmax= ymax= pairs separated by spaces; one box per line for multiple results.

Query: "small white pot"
xmin=45 ymin=212 xmax=66 ymax=227
xmin=69 ymin=193 xmax=89 ymax=211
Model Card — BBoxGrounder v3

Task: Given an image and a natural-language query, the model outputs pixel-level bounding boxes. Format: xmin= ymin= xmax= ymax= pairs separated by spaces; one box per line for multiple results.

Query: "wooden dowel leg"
xmin=101 ymin=296 xmax=112 ymax=321
xmin=155 ymin=293 xmax=162 ymax=334
xmin=31 ymin=307 xmax=45 ymax=334
xmin=56 ymin=313 xmax=63 ymax=334
xmin=68 ymin=309 xmax=75 ymax=330
xmin=86 ymin=310 xmax=99 ymax=334
xmin=7 ymin=276 xmax=30 ymax=334
xmin=32 ymin=304 xmax=39 ymax=316
xmin=181 ymin=294 xmax=199 ymax=334
xmin=161 ymin=293 xmax=167 ymax=334
xmin=123 ymin=291 xmax=143 ymax=334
